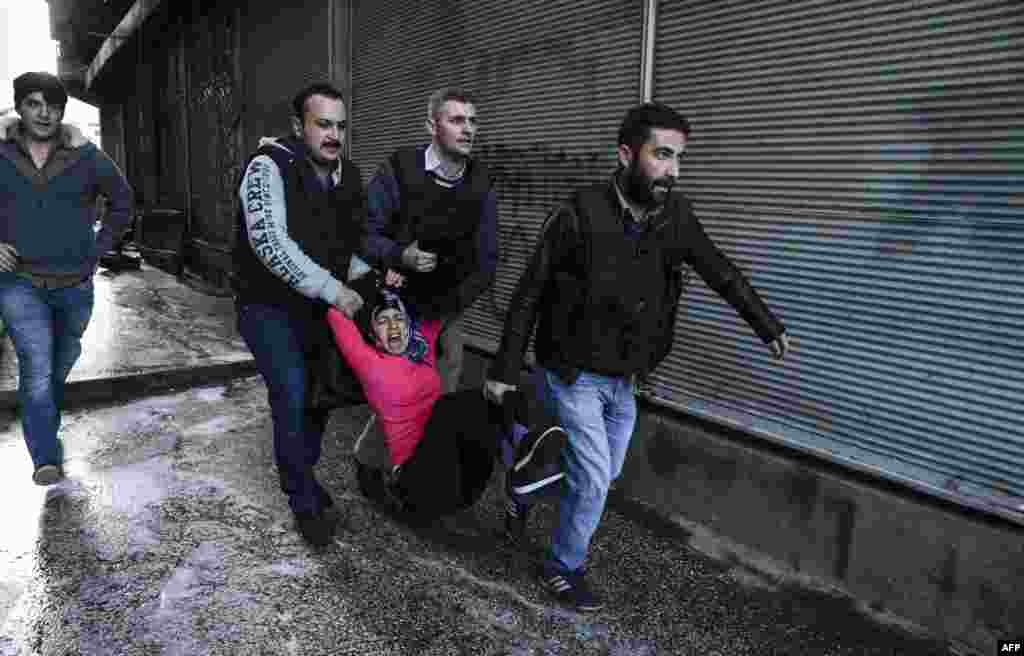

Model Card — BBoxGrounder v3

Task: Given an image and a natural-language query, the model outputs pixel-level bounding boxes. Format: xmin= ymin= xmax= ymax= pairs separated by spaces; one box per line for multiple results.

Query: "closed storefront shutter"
xmin=651 ymin=0 xmax=1023 ymax=512
xmin=350 ymin=0 xmax=643 ymax=351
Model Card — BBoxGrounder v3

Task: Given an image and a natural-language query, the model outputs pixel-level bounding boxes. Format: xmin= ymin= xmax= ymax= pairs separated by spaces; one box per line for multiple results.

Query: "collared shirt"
xmin=423 ymin=143 xmax=465 ymax=186
xmin=306 ymin=155 xmax=341 ymax=192
xmin=612 ymin=175 xmax=656 ymax=223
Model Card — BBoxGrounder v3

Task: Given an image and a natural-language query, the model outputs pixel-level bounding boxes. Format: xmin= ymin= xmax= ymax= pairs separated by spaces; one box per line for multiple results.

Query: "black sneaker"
xmin=513 ymin=424 xmax=566 ymax=472
xmin=539 ymin=568 xmax=605 ymax=612
xmin=509 ymin=425 xmax=566 ymax=496
xmin=503 ymin=498 xmax=531 ymax=544
xmin=294 ymin=510 xmax=335 ymax=547
xmin=32 ymin=463 xmax=64 ymax=486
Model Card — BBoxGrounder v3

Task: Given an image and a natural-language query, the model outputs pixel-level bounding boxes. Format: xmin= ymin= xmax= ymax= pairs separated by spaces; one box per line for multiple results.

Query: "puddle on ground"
xmin=183 ymin=416 xmax=231 ymax=437
xmin=193 ymin=386 xmax=227 ymax=403
xmin=99 ymin=458 xmax=177 ymax=516
xmin=147 ymin=542 xmax=227 ymax=653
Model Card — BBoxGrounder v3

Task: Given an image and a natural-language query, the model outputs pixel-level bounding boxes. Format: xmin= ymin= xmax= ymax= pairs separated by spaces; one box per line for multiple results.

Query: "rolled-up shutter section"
xmin=651 ymin=0 xmax=1024 ymax=512
xmin=351 ymin=0 xmax=642 ymax=351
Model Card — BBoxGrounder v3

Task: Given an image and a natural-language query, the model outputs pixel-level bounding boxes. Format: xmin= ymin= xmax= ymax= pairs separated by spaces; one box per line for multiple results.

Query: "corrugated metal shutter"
xmin=651 ymin=0 xmax=1024 ymax=514
xmin=351 ymin=0 xmax=642 ymax=351
xmin=183 ymin=1 xmax=242 ymax=286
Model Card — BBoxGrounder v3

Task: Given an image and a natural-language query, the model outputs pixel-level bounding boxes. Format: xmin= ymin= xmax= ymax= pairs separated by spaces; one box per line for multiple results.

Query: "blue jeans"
xmin=236 ymin=302 xmax=331 ymax=515
xmin=0 ymin=273 xmax=93 ymax=468
xmin=536 ymin=367 xmax=637 ymax=575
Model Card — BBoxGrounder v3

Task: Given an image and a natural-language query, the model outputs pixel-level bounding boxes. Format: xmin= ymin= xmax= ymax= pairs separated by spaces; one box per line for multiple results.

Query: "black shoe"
xmin=503 ymin=498 xmax=531 ymax=544
xmin=539 ymin=568 xmax=605 ymax=612
xmin=294 ymin=510 xmax=335 ymax=547
xmin=513 ymin=424 xmax=566 ymax=472
xmin=509 ymin=425 xmax=566 ymax=496
xmin=32 ymin=463 xmax=64 ymax=486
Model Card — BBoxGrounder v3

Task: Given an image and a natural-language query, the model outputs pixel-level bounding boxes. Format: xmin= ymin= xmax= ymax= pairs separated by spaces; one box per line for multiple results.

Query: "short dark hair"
xmin=427 ymin=87 xmax=475 ymax=120
xmin=292 ymin=83 xmax=345 ymax=119
xmin=13 ymin=71 xmax=68 ymax=109
xmin=617 ymin=102 xmax=691 ymax=153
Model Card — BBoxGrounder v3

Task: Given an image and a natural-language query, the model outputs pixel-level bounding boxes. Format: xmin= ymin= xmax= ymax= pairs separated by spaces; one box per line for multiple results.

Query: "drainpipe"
xmin=640 ymin=0 xmax=657 ymax=102
xmin=178 ymin=7 xmax=192 ymax=279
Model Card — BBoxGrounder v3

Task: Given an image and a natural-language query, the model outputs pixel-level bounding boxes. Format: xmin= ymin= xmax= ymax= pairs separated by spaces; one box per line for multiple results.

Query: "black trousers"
xmin=395 ymin=389 xmax=504 ymax=517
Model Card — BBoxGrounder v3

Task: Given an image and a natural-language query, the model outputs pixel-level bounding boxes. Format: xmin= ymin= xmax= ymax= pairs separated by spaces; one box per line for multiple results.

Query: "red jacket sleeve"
xmin=326 ymin=308 xmax=376 ymax=379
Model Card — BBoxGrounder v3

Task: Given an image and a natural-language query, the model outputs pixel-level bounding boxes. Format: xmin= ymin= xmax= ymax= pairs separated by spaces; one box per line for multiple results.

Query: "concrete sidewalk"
xmin=0 ymin=264 xmax=255 ymax=410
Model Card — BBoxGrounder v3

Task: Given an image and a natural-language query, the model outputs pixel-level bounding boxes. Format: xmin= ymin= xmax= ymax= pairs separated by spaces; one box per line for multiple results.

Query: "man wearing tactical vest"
xmin=232 ymin=83 xmax=366 ymax=548
xmin=356 ymin=88 xmax=498 ymax=470
xmin=484 ymin=103 xmax=791 ymax=612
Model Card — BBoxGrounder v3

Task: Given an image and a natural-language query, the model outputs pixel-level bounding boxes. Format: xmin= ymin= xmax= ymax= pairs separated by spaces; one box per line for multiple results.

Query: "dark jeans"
xmin=396 ymin=389 xmax=503 ymax=517
xmin=236 ymin=302 xmax=331 ymax=515
xmin=0 ymin=272 xmax=93 ymax=468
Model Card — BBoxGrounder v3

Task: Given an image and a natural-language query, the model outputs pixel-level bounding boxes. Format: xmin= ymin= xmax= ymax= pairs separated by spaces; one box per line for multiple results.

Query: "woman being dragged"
xmin=327 ymin=271 xmax=565 ymax=521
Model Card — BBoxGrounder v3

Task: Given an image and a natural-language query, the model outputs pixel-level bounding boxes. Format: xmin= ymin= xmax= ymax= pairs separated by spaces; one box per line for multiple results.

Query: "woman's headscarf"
xmin=352 ymin=274 xmax=428 ymax=364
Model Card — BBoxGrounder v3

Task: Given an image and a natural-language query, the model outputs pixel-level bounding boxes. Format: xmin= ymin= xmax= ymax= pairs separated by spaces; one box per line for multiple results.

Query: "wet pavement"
xmin=0 ymin=267 xmax=958 ymax=655
xmin=0 ymin=378 xmax=958 ymax=656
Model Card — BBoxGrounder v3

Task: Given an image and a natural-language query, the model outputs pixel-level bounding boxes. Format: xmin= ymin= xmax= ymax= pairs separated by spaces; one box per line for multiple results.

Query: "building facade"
xmin=46 ymin=0 xmax=1024 ymax=648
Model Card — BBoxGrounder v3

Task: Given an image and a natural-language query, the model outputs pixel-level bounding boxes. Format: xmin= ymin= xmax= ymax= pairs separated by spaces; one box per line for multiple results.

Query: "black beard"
xmin=622 ymin=164 xmax=672 ymax=208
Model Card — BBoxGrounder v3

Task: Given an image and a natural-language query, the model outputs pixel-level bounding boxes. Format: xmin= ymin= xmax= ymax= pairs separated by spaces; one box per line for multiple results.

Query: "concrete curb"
xmin=0 ymin=359 xmax=258 ymax=411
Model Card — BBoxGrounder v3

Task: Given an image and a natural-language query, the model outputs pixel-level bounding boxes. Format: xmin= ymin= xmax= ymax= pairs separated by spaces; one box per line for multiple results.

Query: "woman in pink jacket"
xmin=327 ymin=273 xmax=565 ymax=519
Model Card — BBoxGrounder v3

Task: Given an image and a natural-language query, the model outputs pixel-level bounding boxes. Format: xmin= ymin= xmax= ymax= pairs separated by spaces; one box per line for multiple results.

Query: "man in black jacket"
xmin=232 ymin=83 xmax=365 ymax=547
xmin=484 ymin=103 xmax=790 ymax=611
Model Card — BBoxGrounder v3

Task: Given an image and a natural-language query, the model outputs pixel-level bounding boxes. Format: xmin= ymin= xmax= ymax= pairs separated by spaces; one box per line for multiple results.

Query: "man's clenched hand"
xmin=334 ymin=282 xmax=364 ymax=318
xmin=483 ymin=379 xmax=517 ymax=405
xmin=401 ymin=241 xmax=437 ymax=273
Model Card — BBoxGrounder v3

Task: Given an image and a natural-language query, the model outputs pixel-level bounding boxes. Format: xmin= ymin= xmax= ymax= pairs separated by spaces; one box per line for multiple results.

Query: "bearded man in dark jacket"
xmin=484 ymin=102 xmax=790 ymax=611
xmin=232 ymin=82 xmax=366 ymax=547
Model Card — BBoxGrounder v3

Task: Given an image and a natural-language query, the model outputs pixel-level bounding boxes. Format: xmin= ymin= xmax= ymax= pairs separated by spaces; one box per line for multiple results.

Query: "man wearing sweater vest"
xmin=0 ymin=72 xmax=133 ymax=486
xmin=484 ymin=103 xmax=791 ymax=611
xmin=355 ymin=88 xmax=498 ymax=470
xmin=232 ymin=83 xmax=366 ymax=547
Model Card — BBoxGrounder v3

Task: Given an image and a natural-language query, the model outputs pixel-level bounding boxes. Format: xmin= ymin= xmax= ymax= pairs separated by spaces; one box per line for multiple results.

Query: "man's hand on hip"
xmin=0 ymin=243 xmax=18 ymax=272
xmin=483 ymin=379 xmax=517 ymax=404
xmin=334 ymin=283 xmax=364 ymax=319
xmin=402 ymin=241 xmax=438 ymax=273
